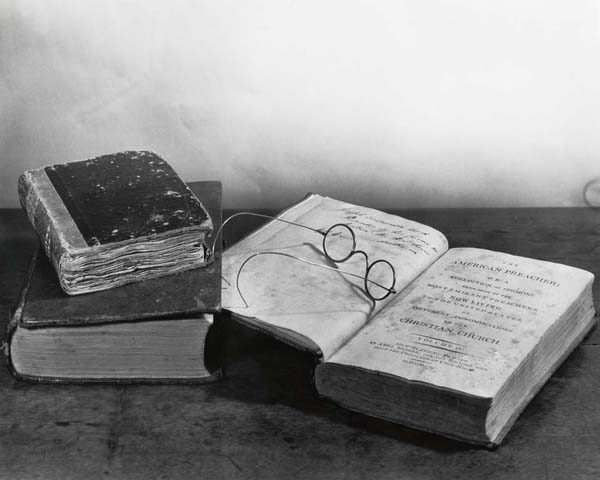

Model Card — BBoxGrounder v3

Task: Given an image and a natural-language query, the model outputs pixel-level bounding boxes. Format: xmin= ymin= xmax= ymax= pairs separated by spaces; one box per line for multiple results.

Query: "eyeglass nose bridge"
xmin=338 ymin=248 xmax=397 ymax=300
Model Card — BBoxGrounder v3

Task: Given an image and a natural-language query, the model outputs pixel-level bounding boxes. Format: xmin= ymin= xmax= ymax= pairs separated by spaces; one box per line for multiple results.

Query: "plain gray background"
xmin=1 ymin=1 xmax=599 ymax=209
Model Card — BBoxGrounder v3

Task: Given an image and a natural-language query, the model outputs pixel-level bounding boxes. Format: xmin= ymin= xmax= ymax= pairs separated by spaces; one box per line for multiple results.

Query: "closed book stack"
xmin=5 ymin=181 xmax=222 ymax=383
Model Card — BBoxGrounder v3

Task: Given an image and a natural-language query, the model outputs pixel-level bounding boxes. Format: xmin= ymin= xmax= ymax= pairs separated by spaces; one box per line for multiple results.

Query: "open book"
xmin=222 ymin=194 xmax=596 ymax=446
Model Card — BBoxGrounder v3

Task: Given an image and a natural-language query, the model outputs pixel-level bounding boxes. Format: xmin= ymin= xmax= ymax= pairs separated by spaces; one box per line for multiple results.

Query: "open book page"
xmin=325 ymin=248 xmax=594 ymax=397
xmin=222 ymin=194 xmax=448 ymax=359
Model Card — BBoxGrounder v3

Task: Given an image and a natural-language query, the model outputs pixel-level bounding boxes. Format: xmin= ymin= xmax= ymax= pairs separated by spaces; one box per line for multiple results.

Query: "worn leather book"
xmin=5 ymin=181 xmax=222 ymax=383
xmin=221 ymin=194 xmax=596 ymax=446
xmin=18 ymin=151 xmax=213 ymax=295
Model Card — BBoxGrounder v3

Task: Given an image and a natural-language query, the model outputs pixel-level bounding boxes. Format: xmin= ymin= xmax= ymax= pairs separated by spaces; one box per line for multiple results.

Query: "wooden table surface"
xmin=1 ymin=204 xmax=600 ymax=479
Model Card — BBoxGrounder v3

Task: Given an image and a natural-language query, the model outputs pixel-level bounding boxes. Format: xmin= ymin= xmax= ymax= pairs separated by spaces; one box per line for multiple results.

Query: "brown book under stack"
xmin=5 ymin=151 xmax=222 ymax=383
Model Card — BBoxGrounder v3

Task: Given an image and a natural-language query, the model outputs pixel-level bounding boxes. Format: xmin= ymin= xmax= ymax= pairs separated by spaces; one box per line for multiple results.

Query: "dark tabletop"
xmin=1 ymin=191 xmax=600 ymax=479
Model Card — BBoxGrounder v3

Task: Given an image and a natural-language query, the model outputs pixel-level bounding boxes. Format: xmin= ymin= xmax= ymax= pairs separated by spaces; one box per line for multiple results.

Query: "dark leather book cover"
xmin=18 ymin=151 xmax=213 ymax=295
xmin=43 ymin=151 xmax=210 ymax=246
xmin=11 ymin=181 xmax=222 ymax=329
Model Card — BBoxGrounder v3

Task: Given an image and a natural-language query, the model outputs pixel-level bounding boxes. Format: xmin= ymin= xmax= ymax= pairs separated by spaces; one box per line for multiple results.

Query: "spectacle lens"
xmin=365 ymin=259 xmax=396 ymax=300
xmin=323 ymin=224 xmax=356 ymax=262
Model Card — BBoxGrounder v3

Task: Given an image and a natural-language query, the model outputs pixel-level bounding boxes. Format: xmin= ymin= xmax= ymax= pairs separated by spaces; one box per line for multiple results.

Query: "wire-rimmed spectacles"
xmin=212 ymin=212 xmax=397 ymax=306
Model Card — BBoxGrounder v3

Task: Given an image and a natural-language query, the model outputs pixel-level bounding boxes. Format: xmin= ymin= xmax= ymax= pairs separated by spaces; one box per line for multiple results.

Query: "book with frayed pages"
xmin=18 ymin=151 xmax=213 ymax=295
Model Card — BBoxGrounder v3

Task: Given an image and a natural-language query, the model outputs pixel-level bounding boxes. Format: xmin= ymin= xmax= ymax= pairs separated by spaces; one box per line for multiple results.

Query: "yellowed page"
xmin=222 ymin=194 xmax=449 ymax=359
xmin=326 ymin=248 xmax=594 ymax=397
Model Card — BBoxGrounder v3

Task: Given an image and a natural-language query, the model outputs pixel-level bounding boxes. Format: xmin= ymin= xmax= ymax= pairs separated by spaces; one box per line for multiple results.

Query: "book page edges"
xmin=8 ymin=310 xmax=222 ymax=384
xmin=316 ymin=361 xmax=494 ymax=401
xmin=8 ymin=353 xmax=222 ymax=385
xmin=314 ymin=362 xmax=494 ymax=446
xmin=487 ymin=295 xmax=596 ymax=445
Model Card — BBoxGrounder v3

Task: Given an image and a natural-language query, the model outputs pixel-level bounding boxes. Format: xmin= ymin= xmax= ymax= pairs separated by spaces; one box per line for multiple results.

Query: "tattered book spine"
xmin=18 ymin=171 xmax=70 ymax=285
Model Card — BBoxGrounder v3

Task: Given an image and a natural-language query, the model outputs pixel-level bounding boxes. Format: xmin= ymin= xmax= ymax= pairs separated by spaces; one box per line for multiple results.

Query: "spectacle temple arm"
xmin=210 ymin=212 xmax=325 ymax=257
xmin=235 ymin=251 xmax=396 ymax=307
